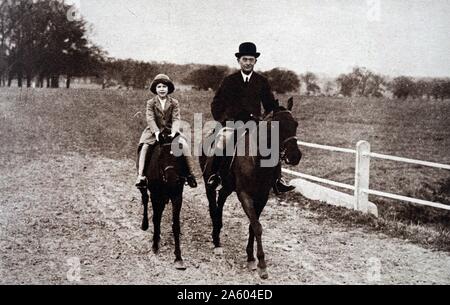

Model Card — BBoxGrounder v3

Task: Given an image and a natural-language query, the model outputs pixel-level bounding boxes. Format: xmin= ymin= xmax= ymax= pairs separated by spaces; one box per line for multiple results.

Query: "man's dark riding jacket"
xmin=211 ymin=71 xmax=278 ymax=124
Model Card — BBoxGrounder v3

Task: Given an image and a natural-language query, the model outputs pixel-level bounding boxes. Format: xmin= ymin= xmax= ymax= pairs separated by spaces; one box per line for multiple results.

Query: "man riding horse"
xmin=207 ymin=42 xmax=295 ymax=194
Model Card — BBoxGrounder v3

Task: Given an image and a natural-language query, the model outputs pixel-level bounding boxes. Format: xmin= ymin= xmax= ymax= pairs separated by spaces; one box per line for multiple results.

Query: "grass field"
xmin=1 ymin=87 xmax=449 ymax=233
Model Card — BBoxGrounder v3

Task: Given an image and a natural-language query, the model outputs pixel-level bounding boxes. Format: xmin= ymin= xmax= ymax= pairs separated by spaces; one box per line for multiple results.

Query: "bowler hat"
xmin=235 ymin=42 xmax=260 ymax=58
xmin=150 ymin=74 xmax=175 ymax=94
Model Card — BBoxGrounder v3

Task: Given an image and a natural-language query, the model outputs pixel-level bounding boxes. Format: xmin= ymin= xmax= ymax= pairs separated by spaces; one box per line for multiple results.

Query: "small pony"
xmin=138 ymin=128 xmax=188 ymax=270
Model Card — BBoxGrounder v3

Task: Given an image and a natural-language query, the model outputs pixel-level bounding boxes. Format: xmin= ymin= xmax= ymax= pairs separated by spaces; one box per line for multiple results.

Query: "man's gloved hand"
xmin=235 ymin=110 xmax=253 ymax=122
xmin=170 ymin=131 xmax=179 ymax=138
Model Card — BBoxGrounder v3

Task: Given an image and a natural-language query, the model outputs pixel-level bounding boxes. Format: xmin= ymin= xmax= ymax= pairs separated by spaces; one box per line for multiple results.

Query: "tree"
xmin=0 ymin=0 xmax=12 ymax=86
xmin=353 ymin=67 xmax=372 ymax=96
xmin=262 ymin=68 xmax=300 ymax=94
xmin=100 ymin=58 xmax=123 ymax=88
xmin=443 ymin=81 xmax=450 ymax=100
xmin=301 ymin=72 xmax=320 ymax=96
xmin=390 ymin=76 xmax=416 ymax=99
xmin=131 ymin=61 xmax=158 ymax=89
xmin=365 ymin=73 xmax=385 ymax=98
xmin=1 ymin=0 xmax=104 ymax=88
xmin=98 ymin=58 xmax=158 ymax=89
xmin=413 ymin=79 xmax=432 ymax=100
xmin=183 ymin=65 xmax=228 ymax=91
xmin=430 ymin=79 xmax=450 ymax=101
xmin=336 ymin=73 xmax=358 ymax=97
xmin=323 ymin=80 xmax=337 ymax=96
xmin=336 ymin=67 xmax=385 ymax=97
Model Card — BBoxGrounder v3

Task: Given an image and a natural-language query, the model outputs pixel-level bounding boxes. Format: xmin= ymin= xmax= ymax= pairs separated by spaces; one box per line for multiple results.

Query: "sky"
xmin=68 ymin=0 xmax=450 ymax=77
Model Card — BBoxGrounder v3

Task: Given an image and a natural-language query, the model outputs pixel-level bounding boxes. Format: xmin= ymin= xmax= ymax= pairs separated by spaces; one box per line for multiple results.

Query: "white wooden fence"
xmin=283 ymin=140 xmax=450 ymax=215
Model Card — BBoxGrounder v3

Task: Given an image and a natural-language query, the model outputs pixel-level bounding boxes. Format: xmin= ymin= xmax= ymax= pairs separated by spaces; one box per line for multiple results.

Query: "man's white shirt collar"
xmin=241 ymin=71 xmax=253 ymax=82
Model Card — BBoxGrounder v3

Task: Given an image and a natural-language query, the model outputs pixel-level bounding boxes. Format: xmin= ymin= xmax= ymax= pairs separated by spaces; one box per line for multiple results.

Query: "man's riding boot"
xmin=207 ymin=155 xmax=223 ymax=190
xmin=273 ymin=177 xmax=296 ymax=195
xmin=186 ymin=175 xmax=197 ymax=188
xmin=184 ymin=156 xmax=198 ymax=188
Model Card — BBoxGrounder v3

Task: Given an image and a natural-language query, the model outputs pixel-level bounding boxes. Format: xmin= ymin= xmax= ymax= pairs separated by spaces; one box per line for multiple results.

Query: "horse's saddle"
xmin=142 ymin=143 xmax=189 ymax=184
xmin=146 ymin=145 xmax=162 ymax=182
xmin=204 ymin=127 xmax=252 ymax=180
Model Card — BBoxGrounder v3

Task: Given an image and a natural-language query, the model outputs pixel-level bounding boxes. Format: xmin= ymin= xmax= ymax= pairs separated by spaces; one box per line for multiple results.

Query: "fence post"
xmin=354 ymin=141 xmax=371 ymax=213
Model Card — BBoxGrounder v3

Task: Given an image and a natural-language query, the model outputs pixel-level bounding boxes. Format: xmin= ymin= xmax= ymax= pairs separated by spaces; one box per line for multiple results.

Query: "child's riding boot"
xmin=184 ymin=156 xmax=198 ymax=188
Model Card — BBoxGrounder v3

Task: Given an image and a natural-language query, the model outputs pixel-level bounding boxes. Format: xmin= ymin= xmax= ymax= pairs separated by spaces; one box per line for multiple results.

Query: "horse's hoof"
xmin=257 ymin=267 xmax=269 ymax=279
xmin=141 ymin=222 xmax=149 ymax=231
xmin=152 ymin=244 xmax=160 ymax=255
xmin=213 ymin=247 xmax=224 ymax=256
xmin=174 ymin=260 xmax=187 ymax=270
xmin=247 ymin=260 xmax=257 ymax=271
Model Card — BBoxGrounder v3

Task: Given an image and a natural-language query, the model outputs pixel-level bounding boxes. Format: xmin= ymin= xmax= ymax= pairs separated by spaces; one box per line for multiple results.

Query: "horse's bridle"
xmin=280 ymin=136 xmax=298 ymax=163
xmin=269 ymin=110 xmax=298 ymax=163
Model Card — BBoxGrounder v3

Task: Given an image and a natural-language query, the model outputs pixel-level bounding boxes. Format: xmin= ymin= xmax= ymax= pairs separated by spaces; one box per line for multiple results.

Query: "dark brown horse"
xmin=139 ymin=129 xmax=187 ymax=270
xmin=199 ymin=97 xmax=301 ymax=279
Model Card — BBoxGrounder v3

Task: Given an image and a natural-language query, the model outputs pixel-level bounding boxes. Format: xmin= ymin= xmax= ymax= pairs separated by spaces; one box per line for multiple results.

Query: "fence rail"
xmin=297 ymin=141 xmax=356 ymax=154
xmin=367 ymin=152 xmax=450 ymax=170
xmin=282 ymin=168 xmax=355 ymax=190
xmin=364 ymin=188 xmax=450 ymax=211
xmin=283 ymin=140 xmax=450 ymax=214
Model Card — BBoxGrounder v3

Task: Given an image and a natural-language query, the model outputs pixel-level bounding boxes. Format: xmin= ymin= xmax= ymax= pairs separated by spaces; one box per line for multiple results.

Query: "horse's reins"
xmin=158 ymin=141 xmax=182 ymax=183
xmin=280 ymin=136 xmax=298 ymax=162
xmin=268 ymin=110 xmax=298 ymax=163
xmin=203 ymin=109 xmax=298 ymax=175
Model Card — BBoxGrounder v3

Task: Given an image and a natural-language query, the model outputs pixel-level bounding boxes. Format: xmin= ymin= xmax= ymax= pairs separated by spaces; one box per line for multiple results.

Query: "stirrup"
xmin=135 ymin=176 xmax=147 ymax=189
xmin=186 ymin=175 xmax=198 ymax=188
xmin=273 ymin=179 xmax=295 ymax=195
xmin=207 ymin=174 xmax=221 ymax=190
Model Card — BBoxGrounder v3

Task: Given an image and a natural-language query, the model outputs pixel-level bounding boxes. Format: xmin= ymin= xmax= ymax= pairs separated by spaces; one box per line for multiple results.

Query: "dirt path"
xmin=1 ymin=152 xmax=449 ymax=284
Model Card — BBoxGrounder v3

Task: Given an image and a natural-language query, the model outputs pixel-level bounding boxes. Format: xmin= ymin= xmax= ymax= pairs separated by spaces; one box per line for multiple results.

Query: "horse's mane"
xmin=263 ymin=106 xmax=289 ymax=121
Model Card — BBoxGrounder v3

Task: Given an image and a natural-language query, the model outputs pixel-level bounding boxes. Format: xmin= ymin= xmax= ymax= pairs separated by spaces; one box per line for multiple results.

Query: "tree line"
xmin=1 ymin=0 xmax=449 ymax=100
xmin=184 ymin=65 xmax=450 ymax=100
xmin=388 ymin=76 xmax=450 ymax=100
xmin=336 ymin=67 xmax=450 ymax=100
xmin=98 ymin=61 xmax=450 ymax=100
xmin=0 ymin=0 xmax=104 ymax=88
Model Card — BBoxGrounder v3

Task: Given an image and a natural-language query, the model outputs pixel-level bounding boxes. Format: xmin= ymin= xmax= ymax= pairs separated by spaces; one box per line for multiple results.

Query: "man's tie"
xmin=245 ymin=76 xmax=249 ymax=84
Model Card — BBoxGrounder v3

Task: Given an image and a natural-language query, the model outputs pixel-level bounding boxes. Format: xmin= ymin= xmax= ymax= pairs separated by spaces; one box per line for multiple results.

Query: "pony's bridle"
xmin=161 ymin=165 xmax=176 ymax=183
xmin=159 ymin=143 xmax=176 ymax=183
xmin=159 ymin=142 xmax=184 ymax=184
